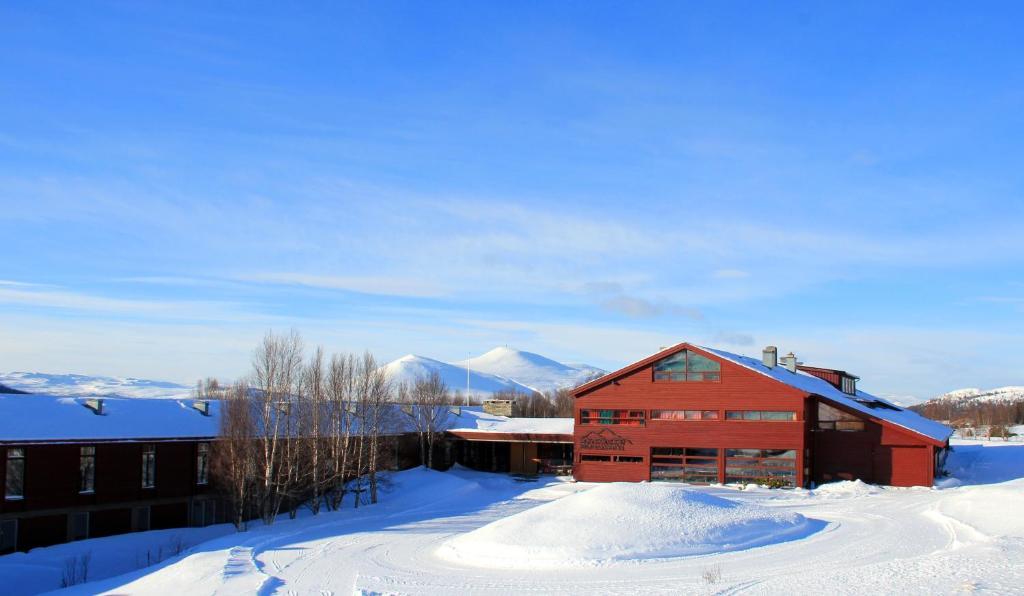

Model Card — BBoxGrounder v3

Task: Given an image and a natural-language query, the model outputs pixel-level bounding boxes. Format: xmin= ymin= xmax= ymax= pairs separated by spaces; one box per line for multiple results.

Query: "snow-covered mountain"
xmin=3 ymin=347 xmax=605 ymax=402
xmin=379 ymin=354 xmax=535 ymax=399
xmin=923 ymin=386 xmax=1024 ymax=407
xmin=0 ymin=372 xmax=192 ymax=399
xmin=458 ymin=347 xmax=605 ymax=395
xmin=380 ymin=348 xmax=605 ymax=399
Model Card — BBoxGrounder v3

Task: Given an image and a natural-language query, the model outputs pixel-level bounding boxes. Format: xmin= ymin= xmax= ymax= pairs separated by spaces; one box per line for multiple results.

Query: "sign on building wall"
xmin=579 ymin=428 xmax=632 ymax=451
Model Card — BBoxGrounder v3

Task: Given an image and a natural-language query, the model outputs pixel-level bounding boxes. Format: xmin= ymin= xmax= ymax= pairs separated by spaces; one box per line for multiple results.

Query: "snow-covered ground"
xmin=6 ymin=439 xmax=1023 ymax=595
xmin=0 ymin=372 xmax=191 ymax=399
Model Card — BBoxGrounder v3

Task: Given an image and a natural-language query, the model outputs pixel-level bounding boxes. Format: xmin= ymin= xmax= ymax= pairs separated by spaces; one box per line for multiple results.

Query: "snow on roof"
xmin=0 ymin=394 xmax=220 ymax=442
xmin=701 ymin=346 xmax=953 ymax=444
xmin=444 ymin=407 xmax=573 ymax=436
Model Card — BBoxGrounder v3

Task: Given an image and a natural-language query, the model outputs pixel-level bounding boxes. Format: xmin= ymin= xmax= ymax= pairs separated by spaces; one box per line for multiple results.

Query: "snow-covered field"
xmin=6 ymin=439 xmax=1023 ymax=595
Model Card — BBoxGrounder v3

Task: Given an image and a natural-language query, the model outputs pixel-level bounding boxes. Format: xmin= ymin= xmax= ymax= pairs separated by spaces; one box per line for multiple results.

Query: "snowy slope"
xmin=0 ymin=372 xmax=191 ymax=399
xmin=38 ymin=440 xmax=1024 ymax=596
xmin=379 ymin=354 xmax=536 ymax=399
xmin=438 ymin=483 xmax=816 ymax=568
xmin=925 ymin=386 xmax=1024 ymax=406
xmin=381 ymin=348 xmax=605 ymax=399
xmin=458 ymin=347 xmax=604 ymax=394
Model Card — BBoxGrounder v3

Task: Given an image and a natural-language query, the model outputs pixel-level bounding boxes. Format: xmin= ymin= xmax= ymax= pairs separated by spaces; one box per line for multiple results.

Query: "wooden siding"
xmin=573 ymin=345 xmax=809 ymax=485
xmin=811 ymin=397 xmax=937 ymax=487
xmin=797 ymin=366 xmax=842 ymax=388
xmin=574 ymin=343 xmax=940 ymax=488
xmin=1 ymin=440 xmax=212 ymax=552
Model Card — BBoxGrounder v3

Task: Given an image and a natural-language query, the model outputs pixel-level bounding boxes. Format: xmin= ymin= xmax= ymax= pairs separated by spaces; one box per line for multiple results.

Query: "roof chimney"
xmin=192 ymin=400 xmax=210 ymax=416
xmin=781 ymin=352 xmax=798 ymax=373
xmin=762 ymin=346 xmax=778 ymax=368
xmin=83 ymin=398 xmax=104 ymax=415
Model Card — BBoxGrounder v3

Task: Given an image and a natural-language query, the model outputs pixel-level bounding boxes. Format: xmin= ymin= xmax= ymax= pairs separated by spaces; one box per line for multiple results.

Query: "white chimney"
xmin=83 ymin=398 xmax=104 ymax=415
xmin=782 ymin=352 xmax=798 ymax=373
xmin=762 ymin=346 xmax=778 ymax=368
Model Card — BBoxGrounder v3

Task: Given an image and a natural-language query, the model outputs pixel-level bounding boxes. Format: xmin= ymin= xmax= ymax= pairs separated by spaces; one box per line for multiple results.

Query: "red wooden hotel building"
xmin=572 ymin=343 xmax=952 ymax=488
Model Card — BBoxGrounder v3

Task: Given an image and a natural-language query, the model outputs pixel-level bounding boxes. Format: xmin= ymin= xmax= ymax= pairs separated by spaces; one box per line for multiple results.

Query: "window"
xmin=725 ymin=448 xmax=797 ymax=487
xmin=651 ymin=409 xmax=719 ymax=420
xmin=132 ymin=506 xmax=151 ymax=532
xmin=191 ymin=500 xmax=217 ymax=527
xmin=841 ymin=376 xmax=857 ymax=395
xmin=0 ymin=519 xmax=16 ymax=554
xmin=653 ymin=350 xmax=721 ymax=382
xmin=650 ymin=447 xmax=719 ymax=484
xmin=579 ymin=409 xmax=645 ymax=426
xmin=725 ymin=411 xmax=796 ymax=421
xmin=141 ymin=444 xmax=156 ymax=489
xmin=68 ymin=512 xmax=89 ymax=541
xmin=79 ymin=446 xmax=95 ymax=494
xmin=817 ymin=402 xmax=865 ymax=431
xmin=5 ymin=448 xmax=24 ymax=500
xmin=581 ymin=454 xmax=611 ymax=462
xmin=196 ymin=443 xmax=209 ymax=485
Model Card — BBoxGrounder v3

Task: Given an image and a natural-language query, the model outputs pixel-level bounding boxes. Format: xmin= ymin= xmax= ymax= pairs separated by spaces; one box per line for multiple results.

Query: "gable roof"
xmin=572 ymin=342 xmax=952 ymax=445
xmin=701 ymin=346 xmax=952 ymax=445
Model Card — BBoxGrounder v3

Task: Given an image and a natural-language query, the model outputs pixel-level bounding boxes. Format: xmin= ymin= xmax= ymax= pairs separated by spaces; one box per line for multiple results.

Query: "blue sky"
xmin=2 ymin=2 xmax=1023 ymax=400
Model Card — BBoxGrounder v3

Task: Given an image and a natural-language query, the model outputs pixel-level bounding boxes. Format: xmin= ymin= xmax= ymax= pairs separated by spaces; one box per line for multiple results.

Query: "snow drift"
xmin=437 ymin=482 xmax=818 ymax=568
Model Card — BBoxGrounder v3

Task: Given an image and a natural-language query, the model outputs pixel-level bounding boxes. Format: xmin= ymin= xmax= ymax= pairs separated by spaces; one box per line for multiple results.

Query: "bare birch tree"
xmin=404 ymin=371 xmax=453 ymax=469
xmin=299 ymin=346 xmax=327 ymax=515
xmin=212 ymin=383 xmax=257 ymax=530
xmin=250 ymin=330 xmax=304 ymax=525
xmin=324 ymin=353 xmax=356 ymax=510
xmin=357 ymin=352 xmax=393 ymax=504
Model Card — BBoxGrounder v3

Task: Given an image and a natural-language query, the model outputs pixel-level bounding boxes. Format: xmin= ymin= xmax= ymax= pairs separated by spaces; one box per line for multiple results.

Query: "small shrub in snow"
xmin=757 ymin=477 xmax=790 ymax=489
xmin=60 ymin=552 xmax=91 ymax=587
xmin=701 ymin=564 xmax=722 ymax=584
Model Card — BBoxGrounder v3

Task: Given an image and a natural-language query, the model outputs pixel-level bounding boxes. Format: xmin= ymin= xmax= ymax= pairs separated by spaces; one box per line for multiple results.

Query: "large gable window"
xmin=653 ymin=350 xmax=721 ymax=382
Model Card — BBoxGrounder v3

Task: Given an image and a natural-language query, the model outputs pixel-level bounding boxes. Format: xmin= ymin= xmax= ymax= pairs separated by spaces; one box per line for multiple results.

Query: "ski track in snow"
xmin=40 ymin=442 xmax=1024 ymax=595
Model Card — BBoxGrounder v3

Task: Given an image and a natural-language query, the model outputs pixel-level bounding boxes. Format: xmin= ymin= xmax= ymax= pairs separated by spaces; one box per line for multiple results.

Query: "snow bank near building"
xmin=437 ymin=482 xmax=818 ymax=568
xmin=942 ymin=440 xmax=1024 ymax=486
xmin=0 ymin=525 xmax=233 ymax=596
xmin=936 ymin=478 xmax=1024 ymax=537
xmin=811 ymin=479 xmax=882 ymax=498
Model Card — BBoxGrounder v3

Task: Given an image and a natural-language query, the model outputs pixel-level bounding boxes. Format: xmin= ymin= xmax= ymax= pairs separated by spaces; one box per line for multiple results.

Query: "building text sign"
xmin=579 ymin=429 xmax=631 ymax=451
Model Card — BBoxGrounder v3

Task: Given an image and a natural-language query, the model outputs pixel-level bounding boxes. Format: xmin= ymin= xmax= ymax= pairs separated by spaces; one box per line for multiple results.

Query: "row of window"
xmin=579 ymin=447 xmax=799 ymax=487
xmin=4 ymin=444 xmax=209 ymax=500
xmin=579 ymin=409 xmax=798 ymax=426
xmin=1 ymin=499 xmax=220 ymax=554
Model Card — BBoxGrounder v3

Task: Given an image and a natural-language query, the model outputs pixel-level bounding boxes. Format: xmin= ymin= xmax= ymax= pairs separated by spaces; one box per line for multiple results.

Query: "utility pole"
xmin=465 ymin=352 xmax=471 ymax=406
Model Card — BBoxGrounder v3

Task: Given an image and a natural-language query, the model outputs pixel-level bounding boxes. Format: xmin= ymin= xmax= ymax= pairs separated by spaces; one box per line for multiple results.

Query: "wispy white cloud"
xmin=236 ymin=272 xmax=448 ymax=299
xmin=0 ymin=285 xmax=263 ymax=324
xmin=713 ymin=269 xmax=750 ymax=279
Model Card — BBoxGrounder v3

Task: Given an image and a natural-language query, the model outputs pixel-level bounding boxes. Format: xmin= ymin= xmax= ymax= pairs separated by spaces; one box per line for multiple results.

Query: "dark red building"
xmin=1 ymin=395 xmax=221 ymax=554
xmin=572 ymin=343 xmax=951 ymax=488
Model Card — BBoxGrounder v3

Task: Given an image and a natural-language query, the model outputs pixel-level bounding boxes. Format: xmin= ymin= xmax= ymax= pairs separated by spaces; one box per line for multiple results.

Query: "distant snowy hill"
xmin=380 ymin=354 xmax=535 ymax=399
xmin=0 ymin=372 xmax=192 ymax=399
xmin=458 ymin=347 xmax=605 ymax=395
xmin=923 ymin=386 xmax=1024 ymax=407
xmin=4 ymin=347 xmax=605 ymax=402
xmin=381 ymin=348 xmax=605 ymax=399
